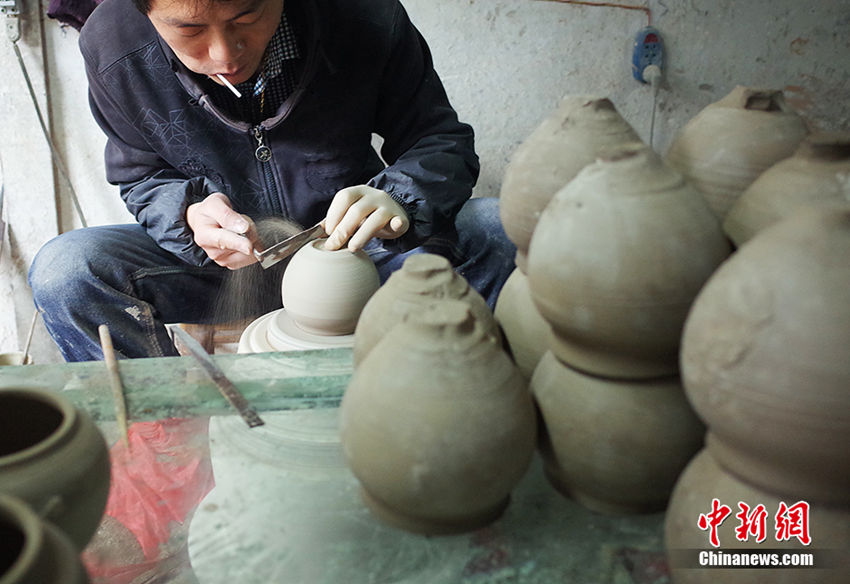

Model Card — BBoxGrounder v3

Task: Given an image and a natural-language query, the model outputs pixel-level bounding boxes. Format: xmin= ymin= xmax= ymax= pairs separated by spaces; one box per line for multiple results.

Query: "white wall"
xmin=1 ymin=0 xmax=848 ymax=363
xmin=1 ymin=0 xmax=63 ymax=363
xmin=403 ymin=0 xmax=850 ymax=195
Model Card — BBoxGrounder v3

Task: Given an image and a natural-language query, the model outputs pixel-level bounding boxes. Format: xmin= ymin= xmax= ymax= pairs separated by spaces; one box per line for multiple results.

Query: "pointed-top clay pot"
xmin=527 ymin=142 xmax=731 ymax=379
xmin=681 ymin=205 xmax=850 ymax=506
xmin=532 ymin=351 xmax=705 ymax=515
xmin=494 ymin=268 xmax=552 ymax=378
xmin=340 ymin=299 xmax=536 ymax=535
xmin=666 ymin=86 xmax=808 ymax=220
xmin=281 ymin=239 xmax=380 ymax=336
xmin=352 ymin=253 xmax=498 ymax=366
xmin=499 ymin=96 xmax=640 ymax=273
xmin=723 ymin=132 xmax=850 ymax=246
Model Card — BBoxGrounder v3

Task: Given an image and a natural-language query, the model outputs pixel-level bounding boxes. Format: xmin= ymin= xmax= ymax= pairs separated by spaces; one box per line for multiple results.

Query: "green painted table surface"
xmin=0 ymin=349 xmax=353 ymax=421
xmin=0 ymin=349 xmax=669 ymax=584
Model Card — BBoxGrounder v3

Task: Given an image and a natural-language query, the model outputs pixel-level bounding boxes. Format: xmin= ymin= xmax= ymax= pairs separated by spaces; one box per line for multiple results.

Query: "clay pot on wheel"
xmin=499 ymin=96 xmax=640 ymax=273
xmin=352 ymin=253 xmax=497 ymax=366
xmin=665 ymin=449 xmax=850 ymax=584
xmin=340 ymin=300 xmax=536 ymax=535
xmin=665 ymin=85 xmax=808 ymax=220
xmin=0 ymin=493 xmax=89 ymax=584
xmin=681 ymin=206 xmax=850 ymax=506
xmin=527 ymin=142 xmax=731 ymax=379
xmin=281 ymin=239 xmax=380 ymax=335
xmin=723 ymin=132 xmax=850 ymax=246
xmin=0 ymin=388 xmax=110 ymax=550
xmin=531 ymin=351 xmax=704 ymax=514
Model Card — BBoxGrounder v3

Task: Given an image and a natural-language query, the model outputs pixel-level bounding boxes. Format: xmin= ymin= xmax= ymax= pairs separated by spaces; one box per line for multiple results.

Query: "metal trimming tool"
xmin=172 ymin=326 xmax=265 ymax=428
xmin=253 ymin=222 xmax=326 ymax=269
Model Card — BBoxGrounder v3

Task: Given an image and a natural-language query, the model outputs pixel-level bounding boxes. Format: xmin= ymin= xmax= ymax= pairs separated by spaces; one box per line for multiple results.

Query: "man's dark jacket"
xmin=80 ymin=0 xmax=479 ymax=265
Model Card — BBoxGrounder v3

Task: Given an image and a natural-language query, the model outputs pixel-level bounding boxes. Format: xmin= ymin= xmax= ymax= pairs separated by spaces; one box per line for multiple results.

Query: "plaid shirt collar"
xmin=236 ymin=12 xmax=301 ymax=97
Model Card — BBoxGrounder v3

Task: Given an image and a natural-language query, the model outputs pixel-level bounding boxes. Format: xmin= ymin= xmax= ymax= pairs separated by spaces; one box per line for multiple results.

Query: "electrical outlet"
xmin=632 ymin=26 xmax=664 ymax=83
xmin=1 ymin=0 xmax=21 ymax=42
xmin=0 ymin=0 xmax=20 ymax=17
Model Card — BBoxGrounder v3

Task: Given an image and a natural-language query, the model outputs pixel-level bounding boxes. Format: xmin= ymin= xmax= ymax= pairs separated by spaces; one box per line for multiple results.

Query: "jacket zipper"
xmin=252 ymin=126 xmax=287 ymax=216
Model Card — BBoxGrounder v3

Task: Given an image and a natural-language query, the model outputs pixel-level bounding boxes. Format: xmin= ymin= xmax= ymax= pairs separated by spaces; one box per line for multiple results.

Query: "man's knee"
xmin=456 ymin=196 xmax=502 ymax=232
xmin=456 ymin=197 xmax=516 ymax=257
xmin=29 ymin=230 xmax=100 ymax=305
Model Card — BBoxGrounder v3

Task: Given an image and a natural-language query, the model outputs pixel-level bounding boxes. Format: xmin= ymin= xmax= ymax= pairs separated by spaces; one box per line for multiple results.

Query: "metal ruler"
xmin=172 ymin=326 xmax=264 ymax=428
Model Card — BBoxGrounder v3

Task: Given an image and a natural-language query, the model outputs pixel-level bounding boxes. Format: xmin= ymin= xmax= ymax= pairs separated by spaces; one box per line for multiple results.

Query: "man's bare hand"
xmin=323 ymin=185 xmax=409 ymax=251
xmin=186 ymin=193 xmax=258 ymax=269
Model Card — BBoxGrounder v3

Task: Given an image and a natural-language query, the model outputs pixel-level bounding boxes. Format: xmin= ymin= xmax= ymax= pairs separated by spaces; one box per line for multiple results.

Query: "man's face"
xmin=148 ymin=0 xmax=284 ymax=86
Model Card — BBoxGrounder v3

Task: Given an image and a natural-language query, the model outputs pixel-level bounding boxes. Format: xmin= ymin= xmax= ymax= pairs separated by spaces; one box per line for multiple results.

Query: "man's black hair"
xmin=131 ymin=0 xmax=152 ymax=13
xmin=132 ymin=0 xmax=236 ymax=15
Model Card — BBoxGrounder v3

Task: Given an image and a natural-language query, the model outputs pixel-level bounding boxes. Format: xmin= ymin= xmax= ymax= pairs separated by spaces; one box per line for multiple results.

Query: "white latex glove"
xmin=186 ymin=193 xmax=258 ymax=269
xmin=323 ymin=185 xmax=409 ymax=252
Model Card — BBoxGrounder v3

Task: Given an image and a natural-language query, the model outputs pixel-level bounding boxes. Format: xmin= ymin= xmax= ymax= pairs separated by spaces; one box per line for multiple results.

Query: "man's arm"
xmin=83 ymin=42 xmax=232 ymax=266
xmin=366 ymin=1 xmax=480 ymax=251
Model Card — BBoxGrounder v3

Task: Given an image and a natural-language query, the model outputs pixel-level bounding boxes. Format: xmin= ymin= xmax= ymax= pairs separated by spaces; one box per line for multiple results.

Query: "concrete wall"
xmin=1 ymin=0 xmax=848 ymax=363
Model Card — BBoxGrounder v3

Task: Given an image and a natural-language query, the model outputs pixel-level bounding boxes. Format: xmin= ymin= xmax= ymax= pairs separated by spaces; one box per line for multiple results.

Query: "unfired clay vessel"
xmin=494 ymin=268 xmax=552 ymax=378
xmin=665 ymin=449 xmax=850 ymax=584
xmin=723 ymin=132 xmax=850 ymax=246
xmin=531 ymin=351 xmax=704 ymax=515
xmin=498 ymin=96 xmax=640 ymax=273
xmin=281 ymin=239 xmax=380 ymax=335
xmin=352 ymin=253 xmax=497 ymax=366
xmin=527 ymin=143 xmax=731 ymax=379
xmin=680 ymin=206 xmax=850 ymax=506
xmin=340 ymin=300 xmax=536 ymax=535
xmin=665 ymin=86 xmax=808 ymax=220
xmin=0 ymin=388 xmax=110 ymax=550
xmin=0 ymin=494 xmax=89 ymax=584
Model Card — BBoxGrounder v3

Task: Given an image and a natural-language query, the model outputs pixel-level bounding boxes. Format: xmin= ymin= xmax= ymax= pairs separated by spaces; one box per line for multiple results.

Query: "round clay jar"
xmin=665 ymin=85 xmax=808 ymax=220
xmin=499 ymin=96 xmax=640 ymax=273
xmin=352 ymin=253 xmax=498 ymax=366
xmin=340 ymin=300 xmax=536 ymax=535
xmin=494 ymin=268 xmax=552 ymax=378
xmin=0 ymin=387 xmax=110 ymax=550
xmin=724 ymin=132 xmax=850 ymax=246
xmin=0 ymin=493 xmax=89 ymax=584
xmin=281 ymin=239 xmax=380 ymax=335
xmin=680 ymin=206 xmax=850 ymax=506
xmin=665 ymin=449 xmax=850 ymax=584
xmin=531 ymin=351 xmax=704 ymax=515
xmin=527 ymin=142 xmax=731 ymax=379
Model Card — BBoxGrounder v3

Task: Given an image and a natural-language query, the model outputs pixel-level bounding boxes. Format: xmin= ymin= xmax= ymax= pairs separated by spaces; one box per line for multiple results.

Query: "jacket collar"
xmin=154 ymin=0 xmax=326 ymax=130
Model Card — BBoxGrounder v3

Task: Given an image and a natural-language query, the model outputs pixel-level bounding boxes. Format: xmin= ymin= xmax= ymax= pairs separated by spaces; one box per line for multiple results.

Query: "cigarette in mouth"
xmin=216 ymin=74 xmax=242 ymax=98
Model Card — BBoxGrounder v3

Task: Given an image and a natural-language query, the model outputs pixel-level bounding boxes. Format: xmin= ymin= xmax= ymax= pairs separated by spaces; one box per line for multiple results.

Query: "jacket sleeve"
xmin=367 ymin=1 xmax=480 ymax=251
xmin=83 ymin=51 xmax=216 ymax=266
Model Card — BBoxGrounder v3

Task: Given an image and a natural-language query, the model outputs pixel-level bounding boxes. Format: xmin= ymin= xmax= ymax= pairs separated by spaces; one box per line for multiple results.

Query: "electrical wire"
xmin=537 ymin=0 xmax=651 ymax=26
xmin=4 ymin=9 xmax=72 ymax=358
xmin=642 ymin=64 xmax=662 ymax=151
xmin=10 ymin=39 xmax=88 ymax=228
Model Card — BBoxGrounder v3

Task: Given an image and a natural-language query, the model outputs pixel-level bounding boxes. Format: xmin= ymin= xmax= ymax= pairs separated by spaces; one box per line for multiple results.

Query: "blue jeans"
xmin=29 ymin=197 xmax=515 ymax=362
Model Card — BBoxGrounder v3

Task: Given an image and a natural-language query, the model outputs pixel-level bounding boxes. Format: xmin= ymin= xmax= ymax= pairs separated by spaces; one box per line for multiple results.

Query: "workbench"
xmin=0 ymin=350 xmax=669 ymax=583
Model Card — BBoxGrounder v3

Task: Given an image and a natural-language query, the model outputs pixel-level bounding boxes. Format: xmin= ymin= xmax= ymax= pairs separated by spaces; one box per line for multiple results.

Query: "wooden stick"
xmin=22 ymin=308 xmax=38 ymax=365
xmin=98 ymin=324 xmax=130 ymax=448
